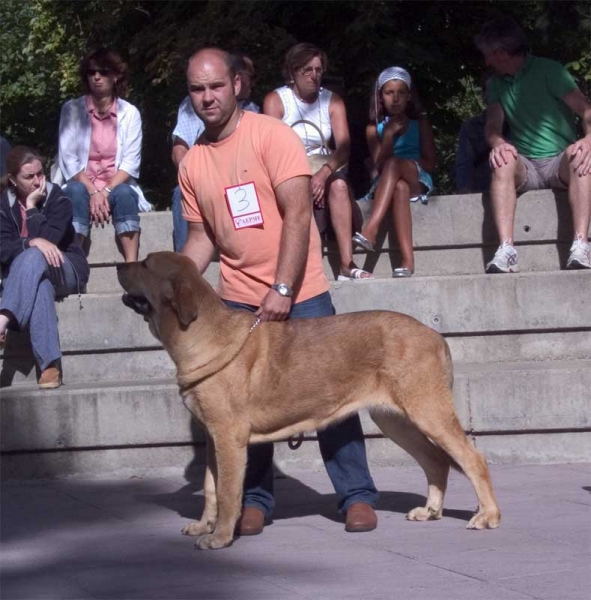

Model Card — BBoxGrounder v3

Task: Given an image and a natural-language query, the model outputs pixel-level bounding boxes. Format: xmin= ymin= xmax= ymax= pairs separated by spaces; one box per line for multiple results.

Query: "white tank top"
xmin=275 ymin=86 xmax=333 ymax=156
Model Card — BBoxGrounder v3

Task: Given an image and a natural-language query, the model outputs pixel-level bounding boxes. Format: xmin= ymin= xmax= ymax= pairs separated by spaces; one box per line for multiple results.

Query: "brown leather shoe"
xmin=345 ymin=503 xmax=377 ymax=532
xmin=235 ymin=507 xmax=266 ymax=536
xmin=38 ymin=366 xmax=61 ymax=389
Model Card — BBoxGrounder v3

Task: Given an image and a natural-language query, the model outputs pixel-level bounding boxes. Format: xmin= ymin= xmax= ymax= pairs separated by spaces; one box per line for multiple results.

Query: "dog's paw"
xmin=467 ymin=509 xmax=501 ymax=530
xmin=181 ymin=520 xmax=214 ymax=537
xmin=195 ymin=533 xmax=234 ymax=550
xmin=406 ymin=506 xmax=442 ymax=522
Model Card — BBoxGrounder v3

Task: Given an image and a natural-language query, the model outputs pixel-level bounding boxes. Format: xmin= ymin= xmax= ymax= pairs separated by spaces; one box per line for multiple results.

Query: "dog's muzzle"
xmin=122 ymin=293 xmax=152 ymax=316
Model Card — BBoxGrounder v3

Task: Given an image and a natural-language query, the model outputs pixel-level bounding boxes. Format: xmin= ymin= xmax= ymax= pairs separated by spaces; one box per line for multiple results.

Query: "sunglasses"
xmin=299 ymin=66 xmax=323 ymax=77
xmin=87 ymin=68 xmax=112 ymax=77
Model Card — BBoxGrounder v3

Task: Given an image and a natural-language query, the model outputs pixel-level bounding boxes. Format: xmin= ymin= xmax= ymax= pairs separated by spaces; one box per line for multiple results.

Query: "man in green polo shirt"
xmin=475 ymin=16 xmax=591 ymax=273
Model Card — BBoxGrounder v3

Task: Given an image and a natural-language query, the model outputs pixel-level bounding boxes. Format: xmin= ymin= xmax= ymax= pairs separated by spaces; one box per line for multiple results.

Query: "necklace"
xmin=93 ymin=97 xmax=114 ymax=117
xmin=235 ymin=109 xmax=245 ymax=131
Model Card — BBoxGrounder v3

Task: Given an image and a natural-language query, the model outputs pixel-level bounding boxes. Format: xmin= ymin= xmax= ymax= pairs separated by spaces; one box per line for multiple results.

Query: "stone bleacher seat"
xmin=1 ymin=190 xmax=589 ymax=479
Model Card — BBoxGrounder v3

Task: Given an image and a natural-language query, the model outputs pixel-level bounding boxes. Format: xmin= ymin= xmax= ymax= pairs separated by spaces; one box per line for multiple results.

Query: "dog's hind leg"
xmin=370 ymin=410 xmax=450 ymax=521
xmin=403 ymin=390 xmax=501 ymax=530
xmin=196 ymin=430 xmax=248 ymax=550
xmin=182 ymin=432 xmax=218 ymax=537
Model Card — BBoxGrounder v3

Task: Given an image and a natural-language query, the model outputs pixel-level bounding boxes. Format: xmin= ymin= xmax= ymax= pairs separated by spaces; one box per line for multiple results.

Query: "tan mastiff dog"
xmin=117 ymin=251 xmax=500 ymax=549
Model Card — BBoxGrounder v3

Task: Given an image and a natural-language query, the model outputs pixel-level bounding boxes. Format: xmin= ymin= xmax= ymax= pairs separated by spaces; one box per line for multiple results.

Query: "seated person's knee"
xmin=109 ymin=184 xmax=139 ymax=214
xmin=394 ymin=179 xmax=410 ymax=198
xmin=328 ymin=177 xmax=348 ymax=197
xmin=110 ymin=183 xmax=135 ymax=199
xmin=17 ymin=247 xmax=48 ymax=269
xmin=491 ymin=153 xmax=519 ymax=178
xmin=63 ymin=180 xmax=89 ymax=201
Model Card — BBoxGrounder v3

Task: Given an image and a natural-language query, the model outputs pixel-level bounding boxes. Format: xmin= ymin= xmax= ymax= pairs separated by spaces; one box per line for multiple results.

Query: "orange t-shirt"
xmin=178 ymin=111 xmax=329 ymax=306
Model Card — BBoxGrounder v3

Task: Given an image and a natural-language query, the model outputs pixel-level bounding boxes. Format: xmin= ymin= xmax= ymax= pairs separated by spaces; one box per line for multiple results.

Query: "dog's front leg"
xmin=182 ymin=433 xmax=217 ymax=537
xmin=196 ymin=435 xmax=247 ymax=550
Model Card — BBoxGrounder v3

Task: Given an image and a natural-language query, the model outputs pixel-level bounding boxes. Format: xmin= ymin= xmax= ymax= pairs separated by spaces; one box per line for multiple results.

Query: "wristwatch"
xmin=271 ymin=283 xmax=293 ymax=297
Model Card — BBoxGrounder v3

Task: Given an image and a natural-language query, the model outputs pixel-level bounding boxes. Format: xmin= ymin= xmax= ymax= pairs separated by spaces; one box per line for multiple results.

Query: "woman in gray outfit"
xmin=0 ymin=146 xmax=89 ymax=388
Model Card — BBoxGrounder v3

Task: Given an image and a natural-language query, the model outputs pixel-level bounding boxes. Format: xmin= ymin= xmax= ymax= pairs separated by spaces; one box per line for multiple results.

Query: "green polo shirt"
xmin=488 ymin=55 xmax=578 ymax=159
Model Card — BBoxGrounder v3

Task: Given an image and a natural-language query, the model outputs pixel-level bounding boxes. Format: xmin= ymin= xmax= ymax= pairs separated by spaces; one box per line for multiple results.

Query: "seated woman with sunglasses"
xmin=58 ymin=48 xmax=150 ymax=263
xmin=264 ymin=43 xmax=371 ymax=280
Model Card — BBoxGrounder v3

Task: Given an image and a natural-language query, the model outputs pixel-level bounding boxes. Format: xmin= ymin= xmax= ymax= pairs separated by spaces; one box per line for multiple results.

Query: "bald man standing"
xmin=179 ymin=48 xmax=378 ymax=539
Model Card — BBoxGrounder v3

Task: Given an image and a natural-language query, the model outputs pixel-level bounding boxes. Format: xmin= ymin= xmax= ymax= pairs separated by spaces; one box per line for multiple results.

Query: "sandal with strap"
xmin=352 ymin=232 xmax=376 ymax=252
xmin=392 ymin=267 xmax=413 ymax=278
xmin=337 ymin=268 xmax=374 ymax=281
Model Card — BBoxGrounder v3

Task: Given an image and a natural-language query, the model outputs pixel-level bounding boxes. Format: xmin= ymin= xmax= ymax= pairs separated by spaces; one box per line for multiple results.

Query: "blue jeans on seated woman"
xmin=0 ymin=248 xmax=78 ymax=370
xmin=63 ymin=181 xmax=140 ymax=238
xmin=223 ymin=291 xmax=378 ymax=518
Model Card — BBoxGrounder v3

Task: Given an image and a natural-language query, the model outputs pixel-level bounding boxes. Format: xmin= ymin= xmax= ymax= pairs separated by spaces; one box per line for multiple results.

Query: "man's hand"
xmin=25 ymin=175 xmax=46 ymax=209
xmin=90 ymin=190 xmax=111 ymax=226
xmin=255 ymin=289 xmax=292 ymax=322
xmin=310 ymin=167 xmax=330 ymax=207
xmin=489 ymin=142 xmax=518 ymax=169
xmin=569 ymin=136 xmax=591 ymax=177
xmin=29 ymin=238 xmax=64 ymax=268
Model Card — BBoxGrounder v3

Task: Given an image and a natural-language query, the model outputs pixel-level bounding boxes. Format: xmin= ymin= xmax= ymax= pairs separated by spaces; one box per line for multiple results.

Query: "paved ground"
xmin=1 ymin=463 xmax=590 ymax=600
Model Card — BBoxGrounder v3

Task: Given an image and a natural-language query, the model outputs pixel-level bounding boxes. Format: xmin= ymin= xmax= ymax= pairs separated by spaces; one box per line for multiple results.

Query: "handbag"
xmin=290 ymin=119 xmax=333 ymax=174
xmin=290 ymin=119 xmax=334 ymax=233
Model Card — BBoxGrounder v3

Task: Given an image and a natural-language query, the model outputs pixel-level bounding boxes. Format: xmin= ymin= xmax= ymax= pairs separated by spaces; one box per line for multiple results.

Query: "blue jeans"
xmin=171 ymin=185 xmax=188 ymax=252
xmin=64 ymin=181 xmax=140 ymax=238
xmin=0 ymin=248 xmax=78 ymax=370
xmin=224 ymin=291 xmax=378 ymax=517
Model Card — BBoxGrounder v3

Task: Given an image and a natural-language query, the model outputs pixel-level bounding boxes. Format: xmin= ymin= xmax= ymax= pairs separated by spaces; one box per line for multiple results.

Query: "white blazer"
xmin=57 ymin=96 xmax=151 ymax=212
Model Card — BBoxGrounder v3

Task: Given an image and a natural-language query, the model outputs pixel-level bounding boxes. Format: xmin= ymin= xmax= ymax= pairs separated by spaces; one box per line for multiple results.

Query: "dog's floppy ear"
xmin=165 ymin=272 xmax=200 ymax=328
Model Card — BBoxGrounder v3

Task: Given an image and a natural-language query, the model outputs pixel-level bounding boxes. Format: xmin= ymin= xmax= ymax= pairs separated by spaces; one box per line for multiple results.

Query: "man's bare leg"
xmin=489 ymin=154 xmax=528 ymax=243
xmin=560 ymin=148 xmax=591 ymax=241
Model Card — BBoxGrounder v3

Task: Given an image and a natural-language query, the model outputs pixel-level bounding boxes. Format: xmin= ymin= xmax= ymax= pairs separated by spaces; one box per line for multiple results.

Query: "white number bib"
xmin=225 ymin=181 xmax=264 ymax=229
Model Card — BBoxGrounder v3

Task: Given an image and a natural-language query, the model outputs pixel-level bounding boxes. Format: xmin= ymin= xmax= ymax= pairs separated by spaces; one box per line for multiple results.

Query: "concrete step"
xmin=81 ymin=190 xmax=588 ymax=291
xmin=87 ymin=243 xmax=574 ymax=292
xmin=2 ymin=188 xmax=589 ymax=477
xmin=2 ymin=329 xmax=591 ymax=388
xmin=332 ymin=270 xmax=591 ymax=334
xmin=1 ymin=358 xmax=589 ymax=478
xmin=5 ymin=271 xmax=591 ymax=352
xmin=2 ymin=430 xmax=589 ymax=480
xmin=2 ymin=271 xmax=589 ymax=385
xmin=357 ymin=189 xmax=576 ymax=246
xmin=85 ymin=190 xmax=576 ymax=265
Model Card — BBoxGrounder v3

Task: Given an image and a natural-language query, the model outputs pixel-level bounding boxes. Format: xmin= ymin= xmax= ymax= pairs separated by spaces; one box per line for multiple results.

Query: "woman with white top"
xmin=58 ymin=48 xmax=150 ymax=263
xmin=264 ymin=43 xmax=371 ymax=280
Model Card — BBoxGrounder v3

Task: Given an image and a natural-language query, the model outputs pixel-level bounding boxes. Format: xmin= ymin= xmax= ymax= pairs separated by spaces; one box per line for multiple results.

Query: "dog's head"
xmin=117 ymin=252 xmax=204 ymax=342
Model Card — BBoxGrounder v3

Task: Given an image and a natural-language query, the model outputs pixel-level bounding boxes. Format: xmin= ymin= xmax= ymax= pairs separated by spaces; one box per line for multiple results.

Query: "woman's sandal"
xmin=352 ymin=232 xmax=376 ymax=252
xmin=337 ymin=268 xmax=374 ymax=281
xmin=392 ymin=267 xmax=413 ymax=278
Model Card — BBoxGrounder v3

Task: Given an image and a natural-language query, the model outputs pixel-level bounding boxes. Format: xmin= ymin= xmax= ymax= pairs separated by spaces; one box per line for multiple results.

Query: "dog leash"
xmin=248 ymin=316 xmax=303 ymax=449
xmin=249 ymin=316 xmax=261 ymax=333
xmin=288 ymin=434 xmax=304 ymax=450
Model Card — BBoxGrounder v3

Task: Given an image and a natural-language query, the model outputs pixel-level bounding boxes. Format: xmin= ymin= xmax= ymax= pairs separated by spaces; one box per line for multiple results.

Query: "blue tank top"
xmin=377 ymin=119 xmax=421 ymax=161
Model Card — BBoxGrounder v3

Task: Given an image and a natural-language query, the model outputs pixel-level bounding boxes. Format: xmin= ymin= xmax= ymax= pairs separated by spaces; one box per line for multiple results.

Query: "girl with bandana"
xmin=352 ymin=67 xmax=436 ymax=276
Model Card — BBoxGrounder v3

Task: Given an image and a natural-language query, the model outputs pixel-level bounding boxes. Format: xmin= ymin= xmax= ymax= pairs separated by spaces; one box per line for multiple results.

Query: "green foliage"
xmin=1 ymin=0 xmax=589 ymax=202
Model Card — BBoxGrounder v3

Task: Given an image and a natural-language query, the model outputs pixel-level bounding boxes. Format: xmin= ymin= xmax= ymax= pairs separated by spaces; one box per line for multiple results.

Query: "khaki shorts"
xmin=517 ymin=151 xmax=567 ymax=192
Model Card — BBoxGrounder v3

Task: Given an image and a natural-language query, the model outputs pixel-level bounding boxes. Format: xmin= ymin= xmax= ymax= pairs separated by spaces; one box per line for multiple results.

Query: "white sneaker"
xmin=486 ymin=241 xmax=519 ymax=273
xmin=566 ymin=238 xmax=591 ymax=269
